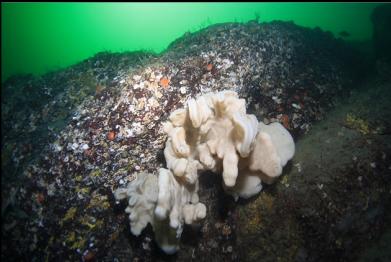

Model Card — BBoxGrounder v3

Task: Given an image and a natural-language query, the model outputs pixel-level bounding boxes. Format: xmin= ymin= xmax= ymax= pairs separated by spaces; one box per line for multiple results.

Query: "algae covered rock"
xmin=2 ymin=20 xmax=388 ymax=262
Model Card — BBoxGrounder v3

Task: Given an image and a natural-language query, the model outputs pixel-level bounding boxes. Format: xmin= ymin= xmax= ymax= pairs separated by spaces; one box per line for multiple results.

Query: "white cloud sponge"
xmin=114 ymin=168 xmax=205 ymax=254
xmin=164 ymin=90 xmax=295 ymax=194
xmin=114 ymin=90 xmax=295 ymax=254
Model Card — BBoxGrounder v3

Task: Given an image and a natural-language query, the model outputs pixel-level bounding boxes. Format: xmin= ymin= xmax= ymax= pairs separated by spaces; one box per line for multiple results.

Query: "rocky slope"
xmin=2 ymin=21 xmax=388 ymax=261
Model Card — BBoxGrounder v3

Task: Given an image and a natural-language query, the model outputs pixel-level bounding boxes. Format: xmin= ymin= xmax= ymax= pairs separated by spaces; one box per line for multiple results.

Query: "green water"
xmin=1 ymin=2 xmax=380 ymax=81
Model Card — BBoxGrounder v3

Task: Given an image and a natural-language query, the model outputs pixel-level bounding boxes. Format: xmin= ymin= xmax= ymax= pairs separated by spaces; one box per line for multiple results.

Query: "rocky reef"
xmin=2 ymin=21 xmax=389 ymax=261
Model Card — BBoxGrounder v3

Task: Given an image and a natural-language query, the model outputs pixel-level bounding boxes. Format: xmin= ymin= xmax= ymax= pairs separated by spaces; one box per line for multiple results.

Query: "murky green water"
xmin=1 ymin=3 xmax=380 ymax=81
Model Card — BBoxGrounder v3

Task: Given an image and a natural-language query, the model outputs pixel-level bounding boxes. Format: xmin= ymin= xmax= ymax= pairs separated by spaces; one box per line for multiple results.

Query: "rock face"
xmin=2 ymin=21 xmax=385 ymax=262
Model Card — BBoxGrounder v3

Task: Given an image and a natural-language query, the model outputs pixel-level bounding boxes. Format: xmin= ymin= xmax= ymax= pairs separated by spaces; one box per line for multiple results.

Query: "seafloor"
xmin=1 ymin=21 xmax=391 ymax=261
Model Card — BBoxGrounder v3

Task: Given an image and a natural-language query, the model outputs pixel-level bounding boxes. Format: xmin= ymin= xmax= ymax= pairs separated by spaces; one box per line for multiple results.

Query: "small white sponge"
xmin=114 ymin=168 xmax=206 ymax=255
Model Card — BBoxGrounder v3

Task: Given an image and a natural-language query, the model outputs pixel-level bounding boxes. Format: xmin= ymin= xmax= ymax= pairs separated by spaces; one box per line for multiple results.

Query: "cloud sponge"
xmin=114 ymin=90 xmax=295 ymax=254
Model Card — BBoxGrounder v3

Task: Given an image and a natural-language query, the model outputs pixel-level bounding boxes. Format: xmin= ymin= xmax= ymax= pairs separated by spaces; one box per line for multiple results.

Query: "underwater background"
xmin=2 ymin=2 xmax=391 ymax=262
xmin=1 ymin=2 xmax=381 ymax=81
